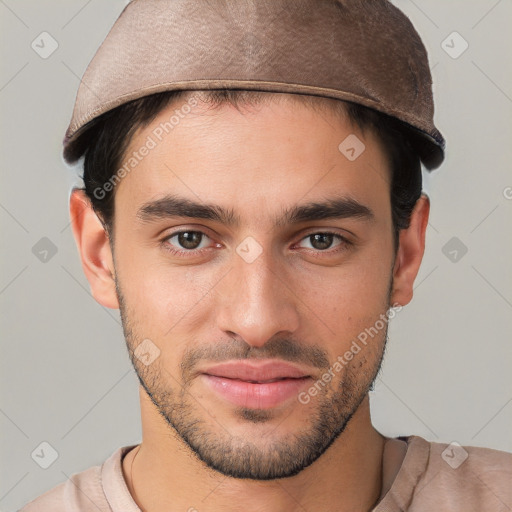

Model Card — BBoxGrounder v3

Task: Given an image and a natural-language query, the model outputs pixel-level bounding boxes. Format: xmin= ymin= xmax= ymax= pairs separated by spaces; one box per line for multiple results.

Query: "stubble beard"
xmin=116 ymin=279 xmax=389 ymax=480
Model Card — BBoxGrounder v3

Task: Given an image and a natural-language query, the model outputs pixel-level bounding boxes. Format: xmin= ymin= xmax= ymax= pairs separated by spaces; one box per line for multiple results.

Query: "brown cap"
xmin=63 ymin=0 xmax=445 ymax=170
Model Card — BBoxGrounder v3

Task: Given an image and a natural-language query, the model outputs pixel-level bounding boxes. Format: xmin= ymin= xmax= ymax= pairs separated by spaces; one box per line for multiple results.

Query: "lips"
xmin=200 ymin=360 xmax=313 ymax=409
xmin=202 ymin=361 xmax=310 ymax=381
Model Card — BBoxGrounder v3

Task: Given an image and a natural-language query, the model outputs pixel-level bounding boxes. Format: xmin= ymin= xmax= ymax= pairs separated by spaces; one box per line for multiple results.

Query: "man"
xmin=22 ymin=0 xmax=511 ymax=510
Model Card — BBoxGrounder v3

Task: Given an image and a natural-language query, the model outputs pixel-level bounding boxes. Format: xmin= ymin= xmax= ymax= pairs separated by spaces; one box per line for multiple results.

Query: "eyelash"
xmin=160 ymin=230 xmax=353 ymax=258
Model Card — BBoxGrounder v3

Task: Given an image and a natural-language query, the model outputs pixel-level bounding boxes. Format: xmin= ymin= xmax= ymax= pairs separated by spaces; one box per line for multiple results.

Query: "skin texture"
xmin=70 ymin=94 xmax=429 ymax=512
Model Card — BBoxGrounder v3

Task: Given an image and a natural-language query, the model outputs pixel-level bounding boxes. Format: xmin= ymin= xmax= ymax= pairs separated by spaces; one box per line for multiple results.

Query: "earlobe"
xmin=390 ymin=193 xmax=430 ymax=307
xmin=69 ymin=188 xmax=119 ymax=309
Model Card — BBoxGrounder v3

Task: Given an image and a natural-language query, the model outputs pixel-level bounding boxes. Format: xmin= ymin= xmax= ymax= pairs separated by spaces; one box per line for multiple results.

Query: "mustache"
xmin=180 ymin=337 xmax=331 ymax=381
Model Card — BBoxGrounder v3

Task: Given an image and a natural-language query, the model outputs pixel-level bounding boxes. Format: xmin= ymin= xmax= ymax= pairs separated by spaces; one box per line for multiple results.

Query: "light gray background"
xmin=1 ymin=0 xmax=511 ymax=510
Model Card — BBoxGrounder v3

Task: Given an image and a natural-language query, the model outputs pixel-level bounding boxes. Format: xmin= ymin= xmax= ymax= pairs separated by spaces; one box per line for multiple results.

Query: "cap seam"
xmin=67 ymin=80 xmax=437 ymax=142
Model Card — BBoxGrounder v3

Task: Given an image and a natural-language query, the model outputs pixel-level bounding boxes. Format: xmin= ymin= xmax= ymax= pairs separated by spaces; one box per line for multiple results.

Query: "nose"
xmin=215 ymin=245 xmax=300 ymax=348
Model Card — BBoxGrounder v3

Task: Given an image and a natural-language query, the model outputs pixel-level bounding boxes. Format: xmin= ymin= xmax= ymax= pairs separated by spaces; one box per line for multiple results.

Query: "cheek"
xmin=116 ymin=251 xmax=221 ymax=338
xmin=287 ymin=252 xmax=392 ymax=350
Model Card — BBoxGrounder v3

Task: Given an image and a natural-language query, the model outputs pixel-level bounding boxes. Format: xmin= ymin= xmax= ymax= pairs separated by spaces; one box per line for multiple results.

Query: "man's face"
xmin=111 ymin=95 xmax=396 ymax=479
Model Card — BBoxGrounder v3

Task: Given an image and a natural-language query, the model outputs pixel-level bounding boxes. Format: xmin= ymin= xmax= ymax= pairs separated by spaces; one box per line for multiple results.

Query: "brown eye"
xmin=310 ymin=233 xmax=334 ymax=250
xmin=297 ymin=232 xmax=345 ymax=251
xmin=167 ymin=231 xmax=209 ymax=250
xmin=178 ymin=232 xmax=202 ymax=249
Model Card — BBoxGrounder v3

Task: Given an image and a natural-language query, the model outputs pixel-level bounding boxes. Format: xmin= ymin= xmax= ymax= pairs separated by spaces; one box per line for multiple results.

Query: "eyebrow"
xmin=136 ymin=194 xmax=374 ymax=227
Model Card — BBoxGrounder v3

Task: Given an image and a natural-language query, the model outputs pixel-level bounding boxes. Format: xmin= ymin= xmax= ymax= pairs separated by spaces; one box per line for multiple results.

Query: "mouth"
xmin=199 ymin=360 xmax=313 ymax=409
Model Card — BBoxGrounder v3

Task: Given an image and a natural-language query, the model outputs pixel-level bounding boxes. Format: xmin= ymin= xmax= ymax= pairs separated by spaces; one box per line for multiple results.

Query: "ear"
xmin=390 ymin=193 xmax=430 ymax=307
xmin=69 ymin=188 xmax=119 ymax=309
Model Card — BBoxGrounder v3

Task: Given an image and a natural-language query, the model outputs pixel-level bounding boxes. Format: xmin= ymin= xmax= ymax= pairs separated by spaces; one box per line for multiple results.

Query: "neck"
xmin=123 ymin=389 xmax=385 ymax=512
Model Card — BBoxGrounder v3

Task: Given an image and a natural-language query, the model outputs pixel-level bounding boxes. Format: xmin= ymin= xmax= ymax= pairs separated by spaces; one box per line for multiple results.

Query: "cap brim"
xmin=404 ymin=124 xmax=445 ymax=171
xmin=63 ymin=96 xmax=446 ymax=172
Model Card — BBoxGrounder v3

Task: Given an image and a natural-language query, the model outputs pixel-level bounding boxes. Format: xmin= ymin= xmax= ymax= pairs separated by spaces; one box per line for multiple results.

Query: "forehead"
xmin=115 ymin=94 xmax=391 ymax=224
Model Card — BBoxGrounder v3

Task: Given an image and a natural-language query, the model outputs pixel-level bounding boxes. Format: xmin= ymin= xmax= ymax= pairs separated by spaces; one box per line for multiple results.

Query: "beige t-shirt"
xmin=20 ymin=435 xmax=512 ymax=511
